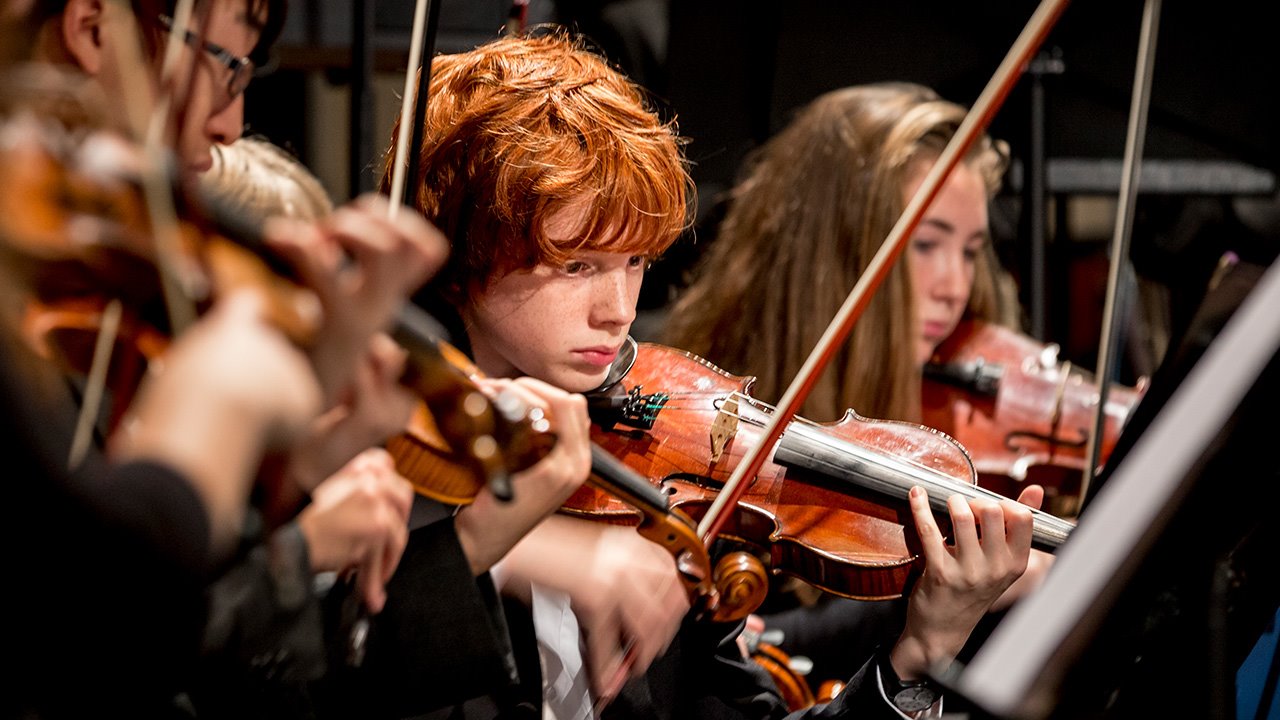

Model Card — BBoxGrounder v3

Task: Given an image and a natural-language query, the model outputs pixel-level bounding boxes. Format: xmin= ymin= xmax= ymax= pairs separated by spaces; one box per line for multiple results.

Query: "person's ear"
xmin=59 ymin=0 xmax=105 ymax=75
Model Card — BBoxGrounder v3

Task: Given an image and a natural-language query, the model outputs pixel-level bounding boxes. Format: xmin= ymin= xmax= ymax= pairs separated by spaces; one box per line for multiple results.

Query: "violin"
xmin=1 ymin=109 xmax=320 ymax=408
xmin=0 ymin=101 xmax=551 ymax=528
xmin=921 ymin=319 xmax=1146 ymax=516
xmin=746 ymin=640 xmax=847 ymax=712
xmin=569 ymin=342 xmax=1074 ymax=602
xmin=386 ymin=339 xmax=737 ymax=621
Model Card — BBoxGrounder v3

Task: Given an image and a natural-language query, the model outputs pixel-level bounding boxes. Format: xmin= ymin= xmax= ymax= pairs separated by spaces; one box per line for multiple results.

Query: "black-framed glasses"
xmin=157 ymin=14 xmax=255 ymax=99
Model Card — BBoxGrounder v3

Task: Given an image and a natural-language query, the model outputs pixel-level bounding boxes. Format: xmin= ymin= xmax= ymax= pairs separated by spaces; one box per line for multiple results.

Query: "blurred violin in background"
xmin=0 ymin=81 xmax=548 ymax=523
xmin=0 ymin=94 xmax=322 ymax=423
xmin=921 ymin=319 xmax=1147 ymax=516
xmin=739 ymin=622 xmax=818 ymax=712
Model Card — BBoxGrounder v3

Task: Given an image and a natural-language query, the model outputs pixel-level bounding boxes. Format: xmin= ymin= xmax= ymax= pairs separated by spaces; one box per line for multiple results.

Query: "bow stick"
xmin=386 ymin=0 xmax=439 ymax=222
xmin=1080 ymin=0 xmax=1162 ymax=498
xmin=379 ymin=0 xmax=530 ymax=503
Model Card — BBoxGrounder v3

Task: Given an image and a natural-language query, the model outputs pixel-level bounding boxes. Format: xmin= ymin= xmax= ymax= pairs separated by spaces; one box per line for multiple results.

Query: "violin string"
xmin=640 ymin=390 xmax=908 ymax=438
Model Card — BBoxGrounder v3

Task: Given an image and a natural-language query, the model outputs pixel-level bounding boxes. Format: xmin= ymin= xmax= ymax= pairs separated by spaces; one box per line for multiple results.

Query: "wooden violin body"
xmin=922 ymin=319 xmax=1146 ymax=515
xmin=571 ymin=343 xmax=1072 ymax=602
xmin=388 ymin=345 xmax=733 ymax=620
xmin=0 ymin=106 xmax=326 ymax=434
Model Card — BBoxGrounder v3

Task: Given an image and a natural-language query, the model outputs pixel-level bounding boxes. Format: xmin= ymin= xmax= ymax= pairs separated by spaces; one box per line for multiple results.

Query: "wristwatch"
xmin=878 ymin=649 xmax=941 ymax=713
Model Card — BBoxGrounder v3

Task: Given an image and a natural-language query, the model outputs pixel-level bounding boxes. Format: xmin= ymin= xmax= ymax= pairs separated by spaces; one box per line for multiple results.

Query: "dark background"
xmin=239 ymin=3 xmax=1278 ymax=717
xmin=245 ymin=0 xmax=1279 ymax=377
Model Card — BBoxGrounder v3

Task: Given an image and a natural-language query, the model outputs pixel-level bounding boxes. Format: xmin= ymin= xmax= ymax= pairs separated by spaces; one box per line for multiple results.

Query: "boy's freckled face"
xmin=463 ymin=203 xmax=645 ymax=393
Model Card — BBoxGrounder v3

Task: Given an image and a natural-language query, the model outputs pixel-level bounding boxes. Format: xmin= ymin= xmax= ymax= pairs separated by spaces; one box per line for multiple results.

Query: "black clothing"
xmin=2 ymin=329 xmax=213 ymax=718
xmin=186 ymin=519 xmax=328 ymax=719
xmin=314 ymin=499 xmax=518 ymax=719
xmin=761 ymin=597 xmax=906 ymax=684
xmin=409 ymin=597 xmax=905 ymax=720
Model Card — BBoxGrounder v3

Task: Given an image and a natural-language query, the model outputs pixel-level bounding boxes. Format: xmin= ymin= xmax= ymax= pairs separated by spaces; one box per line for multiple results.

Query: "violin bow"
xmin=325 ymin=0 xmax=441 ymax=666
xmin=1080 ymin=0 xmax=1163 ymax=499
xmin=146 ymin=0 xmax=196 ymax=148
xmin=69 ymin=0 xmax=203 ymax=468
xmin=697 ymin=0 xmax=1073 ymax=543
xmin=380 ymin=0 xmax=525 ymax=503
xmin=386 ymin=0 xmax=439 ymax=221
xmin=505 ymin=0 xmax=530 ymax=37
xmin=103 ymin=0 xmax=204 ymax=330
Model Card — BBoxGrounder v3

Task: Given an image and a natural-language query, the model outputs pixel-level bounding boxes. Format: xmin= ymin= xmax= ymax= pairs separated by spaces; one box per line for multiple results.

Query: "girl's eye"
xmin=628 ymin=255 xmax=647 ymax=269
xmin=911 ymin=238 xmax=938 ymax=253
xmin=563 ymin=260 xmax=589 ymax=275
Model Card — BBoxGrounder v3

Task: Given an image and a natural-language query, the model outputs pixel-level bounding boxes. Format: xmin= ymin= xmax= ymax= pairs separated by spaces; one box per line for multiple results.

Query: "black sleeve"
xmin=187 ymin=520 xmax=329 ymax=719
xmin=9 ymin=456 xmax=213 ymax=716
xmin=2 ymin=331 xmax=222 ymax=715
xmin=315 ymin=512 xmax=518 ymax=718
xmin=91 ymin=459 xmax=214 ymax=573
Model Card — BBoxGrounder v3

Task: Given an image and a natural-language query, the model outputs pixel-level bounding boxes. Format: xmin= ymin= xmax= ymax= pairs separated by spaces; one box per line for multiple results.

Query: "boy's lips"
xmin=573 ymin=346 xmax=620 ymax=367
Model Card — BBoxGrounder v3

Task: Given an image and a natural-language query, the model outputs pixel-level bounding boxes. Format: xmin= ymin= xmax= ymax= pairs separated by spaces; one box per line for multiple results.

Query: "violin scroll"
xmin=740 ymin=623 xmax=820 ymax=712
xmin=389 ymin=311 xmax=558 ymax=504
xmin=710 ymin=551 xmax=768 ymax=623
xmin=385 ymin=355 xmax=558 ymax=506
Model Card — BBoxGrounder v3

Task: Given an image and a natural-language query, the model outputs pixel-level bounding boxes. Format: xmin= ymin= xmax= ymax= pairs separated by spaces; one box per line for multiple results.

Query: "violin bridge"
xmin=710 ymin=395 xmax=739 ymax=462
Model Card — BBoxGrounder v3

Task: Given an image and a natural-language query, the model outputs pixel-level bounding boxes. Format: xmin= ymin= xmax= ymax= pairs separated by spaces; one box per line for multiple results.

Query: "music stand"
xmin=939 ymin=256 xmax=1280 ymax=719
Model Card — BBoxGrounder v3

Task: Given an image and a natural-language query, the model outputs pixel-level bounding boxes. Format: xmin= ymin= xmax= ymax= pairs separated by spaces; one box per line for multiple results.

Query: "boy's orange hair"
xmin=382 ymin=31 xmax=690 ymax=292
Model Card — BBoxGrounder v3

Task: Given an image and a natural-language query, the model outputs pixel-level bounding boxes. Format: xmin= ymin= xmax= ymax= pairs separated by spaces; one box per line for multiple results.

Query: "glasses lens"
xmin=230 ymin=61 xmax=254 ymax=97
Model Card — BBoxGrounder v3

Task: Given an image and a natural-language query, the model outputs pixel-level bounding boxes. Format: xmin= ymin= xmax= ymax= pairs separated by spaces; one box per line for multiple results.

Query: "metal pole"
xmin=349 ymin=0 xmax=376 ymax=197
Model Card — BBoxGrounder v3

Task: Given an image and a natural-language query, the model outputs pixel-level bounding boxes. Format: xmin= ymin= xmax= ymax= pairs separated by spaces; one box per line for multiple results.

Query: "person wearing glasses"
xmin=9 ymin=3 xmax=599 ymax=716
xmin=33 ymin=0 xmax=275 ymax=175
xmin=0 ymin=2 xmax=553 ymax=717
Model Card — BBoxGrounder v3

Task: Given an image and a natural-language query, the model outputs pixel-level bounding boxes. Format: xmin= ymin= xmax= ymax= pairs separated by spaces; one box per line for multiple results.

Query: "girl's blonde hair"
xmin=204 ymin=137 xmax=333 ymax=222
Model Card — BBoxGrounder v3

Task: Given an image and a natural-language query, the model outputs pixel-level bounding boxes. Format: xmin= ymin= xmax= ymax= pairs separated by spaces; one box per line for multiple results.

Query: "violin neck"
xmin=588 ymin=443 xmax=671 ymax=516
xmin=774 ymin=425 xmax=1071 ymax=552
